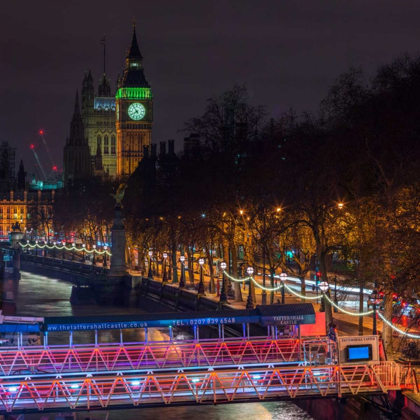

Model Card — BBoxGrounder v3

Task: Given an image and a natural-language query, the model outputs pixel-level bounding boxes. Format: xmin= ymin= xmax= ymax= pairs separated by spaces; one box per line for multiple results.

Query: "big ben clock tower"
xmin=116 ymin=21 xmax=153 ymax=179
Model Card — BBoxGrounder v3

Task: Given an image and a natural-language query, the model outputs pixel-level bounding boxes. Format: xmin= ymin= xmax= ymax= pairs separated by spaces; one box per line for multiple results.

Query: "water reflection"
xmin=11 ymin=272 xmax=313 ymax=420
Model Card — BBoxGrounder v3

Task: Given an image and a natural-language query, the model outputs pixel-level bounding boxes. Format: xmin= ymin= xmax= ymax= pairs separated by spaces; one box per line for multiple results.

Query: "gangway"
xmin=0 ymin=362 xmax=403 ymax=414
xmin=0 ymin=336 xmax=334 ymax=376
xmin=0 ymin=305 xmax=409 ymax=415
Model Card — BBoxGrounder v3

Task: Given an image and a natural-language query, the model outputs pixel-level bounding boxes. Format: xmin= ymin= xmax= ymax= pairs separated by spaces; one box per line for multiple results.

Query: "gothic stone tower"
xmin=63 ymin=91 xmax=91 ymax=185
xmin=81 ymin=69 xmax=117 ymax=177
xmin=116 ymin=22 xmax=153 ymax=179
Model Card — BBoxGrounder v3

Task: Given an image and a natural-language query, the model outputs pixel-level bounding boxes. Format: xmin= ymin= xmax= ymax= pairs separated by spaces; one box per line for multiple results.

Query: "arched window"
xmin=111 ymin=136 xmax=116 ymax=154
xmin=97 ymin=136 xmax=101 ymax=147
xmin=104 ymin=136 xmax=109 ymax=154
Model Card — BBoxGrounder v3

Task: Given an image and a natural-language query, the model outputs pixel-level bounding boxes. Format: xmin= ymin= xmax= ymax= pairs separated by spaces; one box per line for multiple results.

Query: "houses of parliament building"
xmin=63 ymin=22 xmax=153 ymax=184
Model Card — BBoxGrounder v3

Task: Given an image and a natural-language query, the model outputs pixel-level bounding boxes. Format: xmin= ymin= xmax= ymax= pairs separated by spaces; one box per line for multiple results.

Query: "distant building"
xmin=69 ymin=22 xmax=153 ymax=180
xmin=0 ymin=142 xmax=16 ymax=191
xmin=63 ymin=91 xmax=92 ymax=185
xmin=0 ymin=190 xmax=54 ymax=241
xmin=183 ymin=133 xmax=201 ymax=155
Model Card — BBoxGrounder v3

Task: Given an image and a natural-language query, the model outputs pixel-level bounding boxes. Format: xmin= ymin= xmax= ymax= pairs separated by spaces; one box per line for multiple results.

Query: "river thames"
xmin=7 ymin=271 xmax=313 ymax=420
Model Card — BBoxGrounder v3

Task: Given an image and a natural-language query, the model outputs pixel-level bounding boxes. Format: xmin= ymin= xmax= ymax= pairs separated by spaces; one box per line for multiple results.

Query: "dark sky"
xmin=1 ymin=0 xmax=420 ymax=176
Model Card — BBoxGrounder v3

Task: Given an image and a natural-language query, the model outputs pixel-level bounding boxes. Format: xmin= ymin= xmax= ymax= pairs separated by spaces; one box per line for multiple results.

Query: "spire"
xmin=17 ymin=159 xmax=26 ymax=191
xmin=101 ymin=34 xmax=106 ymax=75
xmin=127 ymin=18 xmax=143 ymax=61
xmin=119 ymin=21 xmax=150 ymax=88
xmin=87 ymin=69 xmax=93 ymax=82
xmin=98 ymin=74 xmax=111 ymax=96
xmin=70 ymin=90 xmax=84 ymax=142
xmin=95 ymin=142 xmax=103 ymax=171
xmin=74 ymin=90 xmax=80 ymax=115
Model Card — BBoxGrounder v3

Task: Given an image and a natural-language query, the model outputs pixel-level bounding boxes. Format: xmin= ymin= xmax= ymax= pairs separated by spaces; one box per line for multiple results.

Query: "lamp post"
xmin=167 ymin=253 xmax=172 ymax=281
xmin=246 ymin=267 xmax=254 ymax=309
xmin=148 ymin=251 xmax=153 ymax=279
xmin=279 ymin=272 xmax=287 ymax=304
xmin=370 ymin=290 xmax=379 ymax=335
xmin=53 ymin=241 xmax=56 ymax=259
xmin=71 ymin=243 xmax=75 ymax=261
xmin=179 ymin=256 xmax=186 ymax=288
xmin=334 ymin=275 xmax=338 ymax=313
xmin=103 ymin=245 xmax=108 ymax=268
xmin=219 ymin=261 xmax=228 ymax=305
xmin=92 ymin=245 xmax=96 ymax=265
xmin=82 ymin=244 xmax=85 ymax=263
xmin=62 ymin=242 xmax=65 ymax=260
xmin=162 ymin=252 xmax=168 ymax=283
xmin=319 ymin=281 xmax=329 ymax=314
xmin=198 ymin=258 xmax=206 ymax=296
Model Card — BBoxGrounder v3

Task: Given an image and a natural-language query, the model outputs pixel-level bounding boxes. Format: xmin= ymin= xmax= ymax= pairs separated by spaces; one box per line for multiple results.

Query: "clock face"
xmin=127 ymin=103 xmax=146 ymax=120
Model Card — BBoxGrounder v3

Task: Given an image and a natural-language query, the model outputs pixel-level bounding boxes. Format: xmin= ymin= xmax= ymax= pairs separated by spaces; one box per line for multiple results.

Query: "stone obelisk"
xmin=109 ymin=203 xmax=128 ymax=277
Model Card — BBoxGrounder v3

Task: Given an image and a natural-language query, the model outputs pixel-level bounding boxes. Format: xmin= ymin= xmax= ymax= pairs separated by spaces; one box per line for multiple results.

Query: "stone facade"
xmin=81 ymin=71 xmax=117 ymax=177
xmin=0 ymin=190 xmax=54 ymax=240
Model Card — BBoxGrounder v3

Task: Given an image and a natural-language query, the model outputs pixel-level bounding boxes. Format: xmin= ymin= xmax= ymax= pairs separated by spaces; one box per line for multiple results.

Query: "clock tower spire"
xmin=116 ymin=20 xmax=153 ymax=179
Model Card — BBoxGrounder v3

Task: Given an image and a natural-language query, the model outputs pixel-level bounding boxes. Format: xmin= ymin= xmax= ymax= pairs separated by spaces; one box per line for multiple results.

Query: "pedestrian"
xmin=328 ymin=322 xmax=337 ymax=342
xmin=277 ymin=299 xmax=281 ymax=304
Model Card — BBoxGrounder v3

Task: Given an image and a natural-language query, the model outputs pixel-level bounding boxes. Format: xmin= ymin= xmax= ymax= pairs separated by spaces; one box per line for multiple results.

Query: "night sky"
xmin=2 ymin=0 xmax=420 ymax=175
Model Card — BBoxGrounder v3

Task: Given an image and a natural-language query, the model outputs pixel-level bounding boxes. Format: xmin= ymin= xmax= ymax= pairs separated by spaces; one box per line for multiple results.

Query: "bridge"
xmin=0 ymin=305 xmax=413 ymax=415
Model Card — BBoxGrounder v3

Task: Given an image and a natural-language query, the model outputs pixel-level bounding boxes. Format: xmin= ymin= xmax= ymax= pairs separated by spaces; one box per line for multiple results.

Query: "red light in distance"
xmin=39 ymin=130 xmax=44 ymax=135
xmin=30 ymin=144 xmax=35 ymax=149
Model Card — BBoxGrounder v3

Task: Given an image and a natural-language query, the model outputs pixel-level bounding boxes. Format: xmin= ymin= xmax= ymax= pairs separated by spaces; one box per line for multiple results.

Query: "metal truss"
xmin=0 ymin=337 xmax=332 ymax=375
xmin=0 ymin=362 xmax=401 ymax=413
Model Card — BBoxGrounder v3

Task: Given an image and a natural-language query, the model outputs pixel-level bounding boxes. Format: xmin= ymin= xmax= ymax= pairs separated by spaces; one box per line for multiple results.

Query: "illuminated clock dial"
xmin=127 ymin=103 xmax=146 ymax=120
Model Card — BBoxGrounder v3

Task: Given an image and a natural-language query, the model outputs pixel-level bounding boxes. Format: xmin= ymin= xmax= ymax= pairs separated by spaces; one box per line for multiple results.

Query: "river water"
xmin=7 ymin=272 xmax=313 ymax=420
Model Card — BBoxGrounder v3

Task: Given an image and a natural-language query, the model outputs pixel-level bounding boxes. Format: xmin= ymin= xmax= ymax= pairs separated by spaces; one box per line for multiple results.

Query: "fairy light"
xmin=223 ymin=271 xmax=252 ymax=283
xmin=282 ymin=282 xmax=319 ymax=300
xmin=378 ymin=312 xmax=420 ymax=339
xmin=224 ymin=271 xmax=287 ymax=292
xmin=323 ymin=293 xmax=374 ymax=316
xmin=19 ymin=242 xmax=111 ymax=256
xmin=250 ymin=276 xmax=283 ymax=291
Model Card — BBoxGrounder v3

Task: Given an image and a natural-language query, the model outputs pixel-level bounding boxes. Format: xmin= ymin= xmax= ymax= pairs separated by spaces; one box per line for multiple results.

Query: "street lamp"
xmin=71 ymin=243 xmax=75 ymax=261
xmin=162 ymin=252 xmax=168 ymax=283
xmin=219 ymin=261 xmax=228 ymax=305
xmin=198 ymin=258 xmax=206 ymax=296
xmin=103 ymin=245 xmax=108 ymax=268
xmin=92 ymin=244 xmax=96 ymax=265
xmin=279 ymin=272 xmax=288 ymax=304
xmin=82 ymin=244 xmax=85 ymax=263
xmin=53 ymin=241 xmax=56 ymax=258
xmin=148 ymin=251 xmax=153 ymax=279
xmin=246 ymin=267 xmax=254 ymax=309
xmin=370 ymin=290 xmax=379 ymax=335
xmin=319 ymin=281 xmax=329 ymax=314
xmin=179 ymin=255 xmax=186 ymax=288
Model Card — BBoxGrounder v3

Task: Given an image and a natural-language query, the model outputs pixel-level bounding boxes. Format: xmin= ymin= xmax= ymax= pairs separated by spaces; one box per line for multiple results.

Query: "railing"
xmin=0 ymin=362 xmax=401 ymax=413
xmin=20 ymin=253 xmax=107 ymax=277
xmin=0 ymin=337 xmax=334 ymax=376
